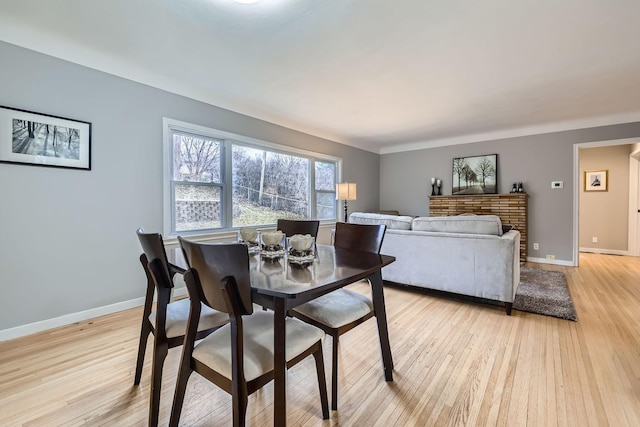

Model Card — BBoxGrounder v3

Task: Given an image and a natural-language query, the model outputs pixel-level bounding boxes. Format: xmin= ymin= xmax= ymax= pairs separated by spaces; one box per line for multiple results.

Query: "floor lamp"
xmin=336 ymin=182 xmax=357 ymax=223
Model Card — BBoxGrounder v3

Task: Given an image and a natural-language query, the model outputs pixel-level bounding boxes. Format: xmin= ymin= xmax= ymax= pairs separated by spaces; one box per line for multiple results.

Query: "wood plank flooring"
xmin=1 ymin=253 xmax=639 ymax=426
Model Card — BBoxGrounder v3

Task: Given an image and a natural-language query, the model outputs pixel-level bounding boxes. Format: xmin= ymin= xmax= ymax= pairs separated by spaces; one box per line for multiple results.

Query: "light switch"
xmin=551 ymin=181 xmax=563 ymax=189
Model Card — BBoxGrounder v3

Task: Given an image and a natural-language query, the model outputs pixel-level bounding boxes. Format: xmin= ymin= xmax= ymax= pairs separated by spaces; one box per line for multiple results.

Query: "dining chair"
xmin=276 ymin=219 xmax=320 ymax=238
xmin=169 ymin=238 xmax=330 ymax=427
xmin=135 ymin=228 xmax=228 ymax=427
xmin=290 ymin=221 xmax=387 ymax=410
xmin=263 ymin=219 xmax=320 ymax=310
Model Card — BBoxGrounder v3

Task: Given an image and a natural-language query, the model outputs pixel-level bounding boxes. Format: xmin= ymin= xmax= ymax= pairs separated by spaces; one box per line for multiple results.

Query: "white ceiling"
xmin=1 ymin=0 xmax=640 ymax=154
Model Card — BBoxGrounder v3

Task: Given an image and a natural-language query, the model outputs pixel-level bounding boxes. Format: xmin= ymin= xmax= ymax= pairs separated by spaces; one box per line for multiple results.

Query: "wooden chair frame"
xmin=169 ymin=240 xmax=329 ymax=427
xmin=276 ymin=219 xmax=320 ymax=238
xmin=291 ymin=222 xmax=387 ymax=410
xmin=135 ymin=229 xmax=223 ymax=427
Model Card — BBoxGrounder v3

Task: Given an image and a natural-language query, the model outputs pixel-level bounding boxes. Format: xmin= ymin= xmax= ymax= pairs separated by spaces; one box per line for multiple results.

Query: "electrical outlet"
xmin=592 ymin=237 xmax=598 ymax=243
xmin=551 ymin=181 xmax=564 ymax=189
xmin=546 ymin=254 xmax=556 ymax=260
xmin=533 ymin=243 xmax=539 ymax=250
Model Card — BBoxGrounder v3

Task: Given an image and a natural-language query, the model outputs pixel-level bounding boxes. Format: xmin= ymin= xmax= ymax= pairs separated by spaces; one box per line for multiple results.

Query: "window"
xmin=232 ymin=145 xmax=310 ymax=227
xmin=164 ymin=118 xmax=339 ymax=235
xmin=171 ymin=131 xmax=223 ymax=232
xmin=315 ymin=161 xmax=337 ymax=219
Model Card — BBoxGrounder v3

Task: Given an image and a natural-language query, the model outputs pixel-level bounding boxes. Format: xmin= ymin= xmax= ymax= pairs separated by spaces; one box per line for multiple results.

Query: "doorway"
xmin=573 ymin=137 xmax=640 ymax=265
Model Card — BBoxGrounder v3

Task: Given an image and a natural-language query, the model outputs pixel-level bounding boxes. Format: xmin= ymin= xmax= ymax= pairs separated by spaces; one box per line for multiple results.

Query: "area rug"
xmin=514 ymin=268 xmax=578 ymax=321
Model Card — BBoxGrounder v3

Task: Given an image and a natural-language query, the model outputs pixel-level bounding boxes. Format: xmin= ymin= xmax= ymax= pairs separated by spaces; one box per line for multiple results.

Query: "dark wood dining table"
xmin=167 ymin=244 xmax=395 ymax=426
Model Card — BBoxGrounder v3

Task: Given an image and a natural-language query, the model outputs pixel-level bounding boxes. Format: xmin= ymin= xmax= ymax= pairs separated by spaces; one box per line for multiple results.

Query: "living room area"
xmin=1 ymin=1 xmax=640 ymax=426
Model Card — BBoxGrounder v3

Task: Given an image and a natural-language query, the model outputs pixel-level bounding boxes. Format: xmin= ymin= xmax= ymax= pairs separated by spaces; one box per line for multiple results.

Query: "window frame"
xmin=163 ymin=118 xmax=342 ymax=237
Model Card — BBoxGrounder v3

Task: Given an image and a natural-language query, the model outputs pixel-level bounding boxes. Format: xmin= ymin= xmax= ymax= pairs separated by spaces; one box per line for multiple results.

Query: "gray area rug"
xmin=514 ymin=268 xmax=578 ymax=321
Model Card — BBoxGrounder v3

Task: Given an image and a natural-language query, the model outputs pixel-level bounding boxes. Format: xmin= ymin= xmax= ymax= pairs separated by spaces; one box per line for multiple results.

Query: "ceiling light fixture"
xmin=233 ymin=0 xmax=261 ymax=3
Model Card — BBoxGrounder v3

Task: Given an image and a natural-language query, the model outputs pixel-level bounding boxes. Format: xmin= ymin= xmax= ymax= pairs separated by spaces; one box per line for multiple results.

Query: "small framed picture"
xmin=0 ymin=105 xmax=91 ymax=170
xmin=584 ymin=170 xmax=608 ymax=192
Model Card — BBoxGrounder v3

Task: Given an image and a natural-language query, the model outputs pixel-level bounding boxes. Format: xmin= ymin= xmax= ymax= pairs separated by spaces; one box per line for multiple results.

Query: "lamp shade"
xmin=336 ymin=182 xmax=357 ymax=200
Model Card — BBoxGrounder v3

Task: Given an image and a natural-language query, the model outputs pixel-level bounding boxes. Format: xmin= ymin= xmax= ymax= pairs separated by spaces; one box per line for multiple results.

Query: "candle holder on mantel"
xmin=431 ymin=178 xmax=437 ymax=196
xmin=510 ymin=182 xmax=526 ymax=193
xmin=436 ymin=179 xmax=442 ymax=196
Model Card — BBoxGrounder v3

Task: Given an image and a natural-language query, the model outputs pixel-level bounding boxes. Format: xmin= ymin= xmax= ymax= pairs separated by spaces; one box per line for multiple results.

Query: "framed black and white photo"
xmin=584 ymin=169 xmax=608 ymax=192
xmin=452 ymin=154 xmax=497 ymax=195
xmin=0 ymin=105 xmax=91 ymax=170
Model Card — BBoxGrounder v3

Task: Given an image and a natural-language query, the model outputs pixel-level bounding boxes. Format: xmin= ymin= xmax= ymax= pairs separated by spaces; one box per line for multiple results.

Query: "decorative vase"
xmin=288 ymin=234 xmax=314 ymax=251
xmin=287 ymin=234 xmax=315 ymax=265
xmin=261 ymin=231 xmax=285 ymax=259
xmin=239 ymin=228 xmax=258 ymax=243
xmin=238 ymin=228 xmax=260 ymax=254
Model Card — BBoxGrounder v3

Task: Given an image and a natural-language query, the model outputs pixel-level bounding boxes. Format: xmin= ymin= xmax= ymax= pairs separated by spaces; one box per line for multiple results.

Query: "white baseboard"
xmin=0 ymin=287 xmax=189 ymax=343
xmin=526 ymin=256 xmax=575 ymax=267
xmin=579 ymin=247 xmax=629 ymax=256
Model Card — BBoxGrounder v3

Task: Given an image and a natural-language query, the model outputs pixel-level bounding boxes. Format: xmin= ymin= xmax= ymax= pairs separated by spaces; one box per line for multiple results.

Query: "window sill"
xmin=163 ymin=220 xmax=338 ymax=248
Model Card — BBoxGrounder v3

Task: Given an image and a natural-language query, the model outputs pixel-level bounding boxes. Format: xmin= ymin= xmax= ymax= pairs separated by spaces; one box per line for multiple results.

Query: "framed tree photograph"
xmin=452 ymin=154 xmax=497 ymax=195
xmin=584 ymin=169 xmax=608 ymax=192
xmin=0 ymin=105 xmax=91 ymax=170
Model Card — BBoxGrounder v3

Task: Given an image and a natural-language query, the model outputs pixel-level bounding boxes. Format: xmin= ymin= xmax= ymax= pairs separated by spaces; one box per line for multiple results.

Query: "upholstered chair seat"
xmin=192 ymin=310 xmax=325 ymax=381
xmin=292 ymin=287 xmax=373 ymax=329
xmin=150 ymin=299 xmax=229 ymax=339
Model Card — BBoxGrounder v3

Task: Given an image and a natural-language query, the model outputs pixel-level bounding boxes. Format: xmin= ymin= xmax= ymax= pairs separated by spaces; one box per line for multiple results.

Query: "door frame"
xmin=629 ymin=148 xmax=640 ymax=256
xmin=573 ymin=137 xmax=640 ymax=265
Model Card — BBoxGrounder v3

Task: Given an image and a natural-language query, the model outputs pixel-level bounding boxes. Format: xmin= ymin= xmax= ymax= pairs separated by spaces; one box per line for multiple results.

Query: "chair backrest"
xmin=136 ymin=227 xmax=173 ymax=289
xmin=179 ymin=237 xmax=253 ymax=315
xmin=334 ymin=222 xmax=386 ymax=254
xmin=277 ymin=219 xmax=320 ymax=238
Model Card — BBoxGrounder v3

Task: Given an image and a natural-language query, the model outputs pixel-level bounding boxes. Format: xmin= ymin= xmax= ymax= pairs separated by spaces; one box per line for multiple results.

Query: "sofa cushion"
xmin=411 ymin=215 xmax=503 ymax=235
xmin=348 ymin=212 xmax=413 ymax=230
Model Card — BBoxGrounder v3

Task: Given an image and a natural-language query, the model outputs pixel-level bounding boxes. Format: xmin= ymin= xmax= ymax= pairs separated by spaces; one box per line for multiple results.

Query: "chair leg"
xmin=148 ymin=342 xmax=168 ymax=427
xmin=331 ymin=335 xmax=339 ymax=411
xmin=169 ymin=360 xmax=193 ymax=427
xmin=312 ymin=343 xmax=330 ymax=419
xmin=232 ymin=388 xmax=249 ymax=427
xmin=134 ymin=322 xmax=151 ymax=385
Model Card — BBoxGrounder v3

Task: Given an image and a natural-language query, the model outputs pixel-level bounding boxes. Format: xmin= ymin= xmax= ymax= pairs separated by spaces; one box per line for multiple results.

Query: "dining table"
xmin=167 ymin=243 xmax=396 ymax=426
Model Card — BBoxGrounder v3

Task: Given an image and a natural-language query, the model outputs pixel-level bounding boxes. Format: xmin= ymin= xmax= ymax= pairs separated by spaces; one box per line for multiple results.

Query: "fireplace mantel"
xmin=428 ymin=193 xmax=528 ymax=262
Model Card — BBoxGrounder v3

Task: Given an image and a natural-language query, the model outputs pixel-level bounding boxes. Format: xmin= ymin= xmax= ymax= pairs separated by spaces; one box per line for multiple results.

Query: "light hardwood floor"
xmin=1 ymin=253 xmax=639 ymax=426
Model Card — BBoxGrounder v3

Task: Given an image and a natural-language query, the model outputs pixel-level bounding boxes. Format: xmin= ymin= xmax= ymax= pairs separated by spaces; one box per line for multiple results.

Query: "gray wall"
xmin=380 ymin=124 xmax=640 ymax=263
xmin=579 ymin=145 xmax=631 ymax=251
xmin=0 ymin=41 xmax=380 ymax=332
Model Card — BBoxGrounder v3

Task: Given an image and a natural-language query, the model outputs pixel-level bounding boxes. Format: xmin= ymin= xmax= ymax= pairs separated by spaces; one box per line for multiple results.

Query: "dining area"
xmin=135 ymin=220 xmax=396 ymax=426
xmin=3 ymin=222 xmax=628 ymax=427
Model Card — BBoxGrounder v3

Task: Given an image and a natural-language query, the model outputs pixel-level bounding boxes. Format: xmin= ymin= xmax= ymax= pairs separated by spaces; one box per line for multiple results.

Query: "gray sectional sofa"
xmin=349 ymin=212 xmax=521 ymax=314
